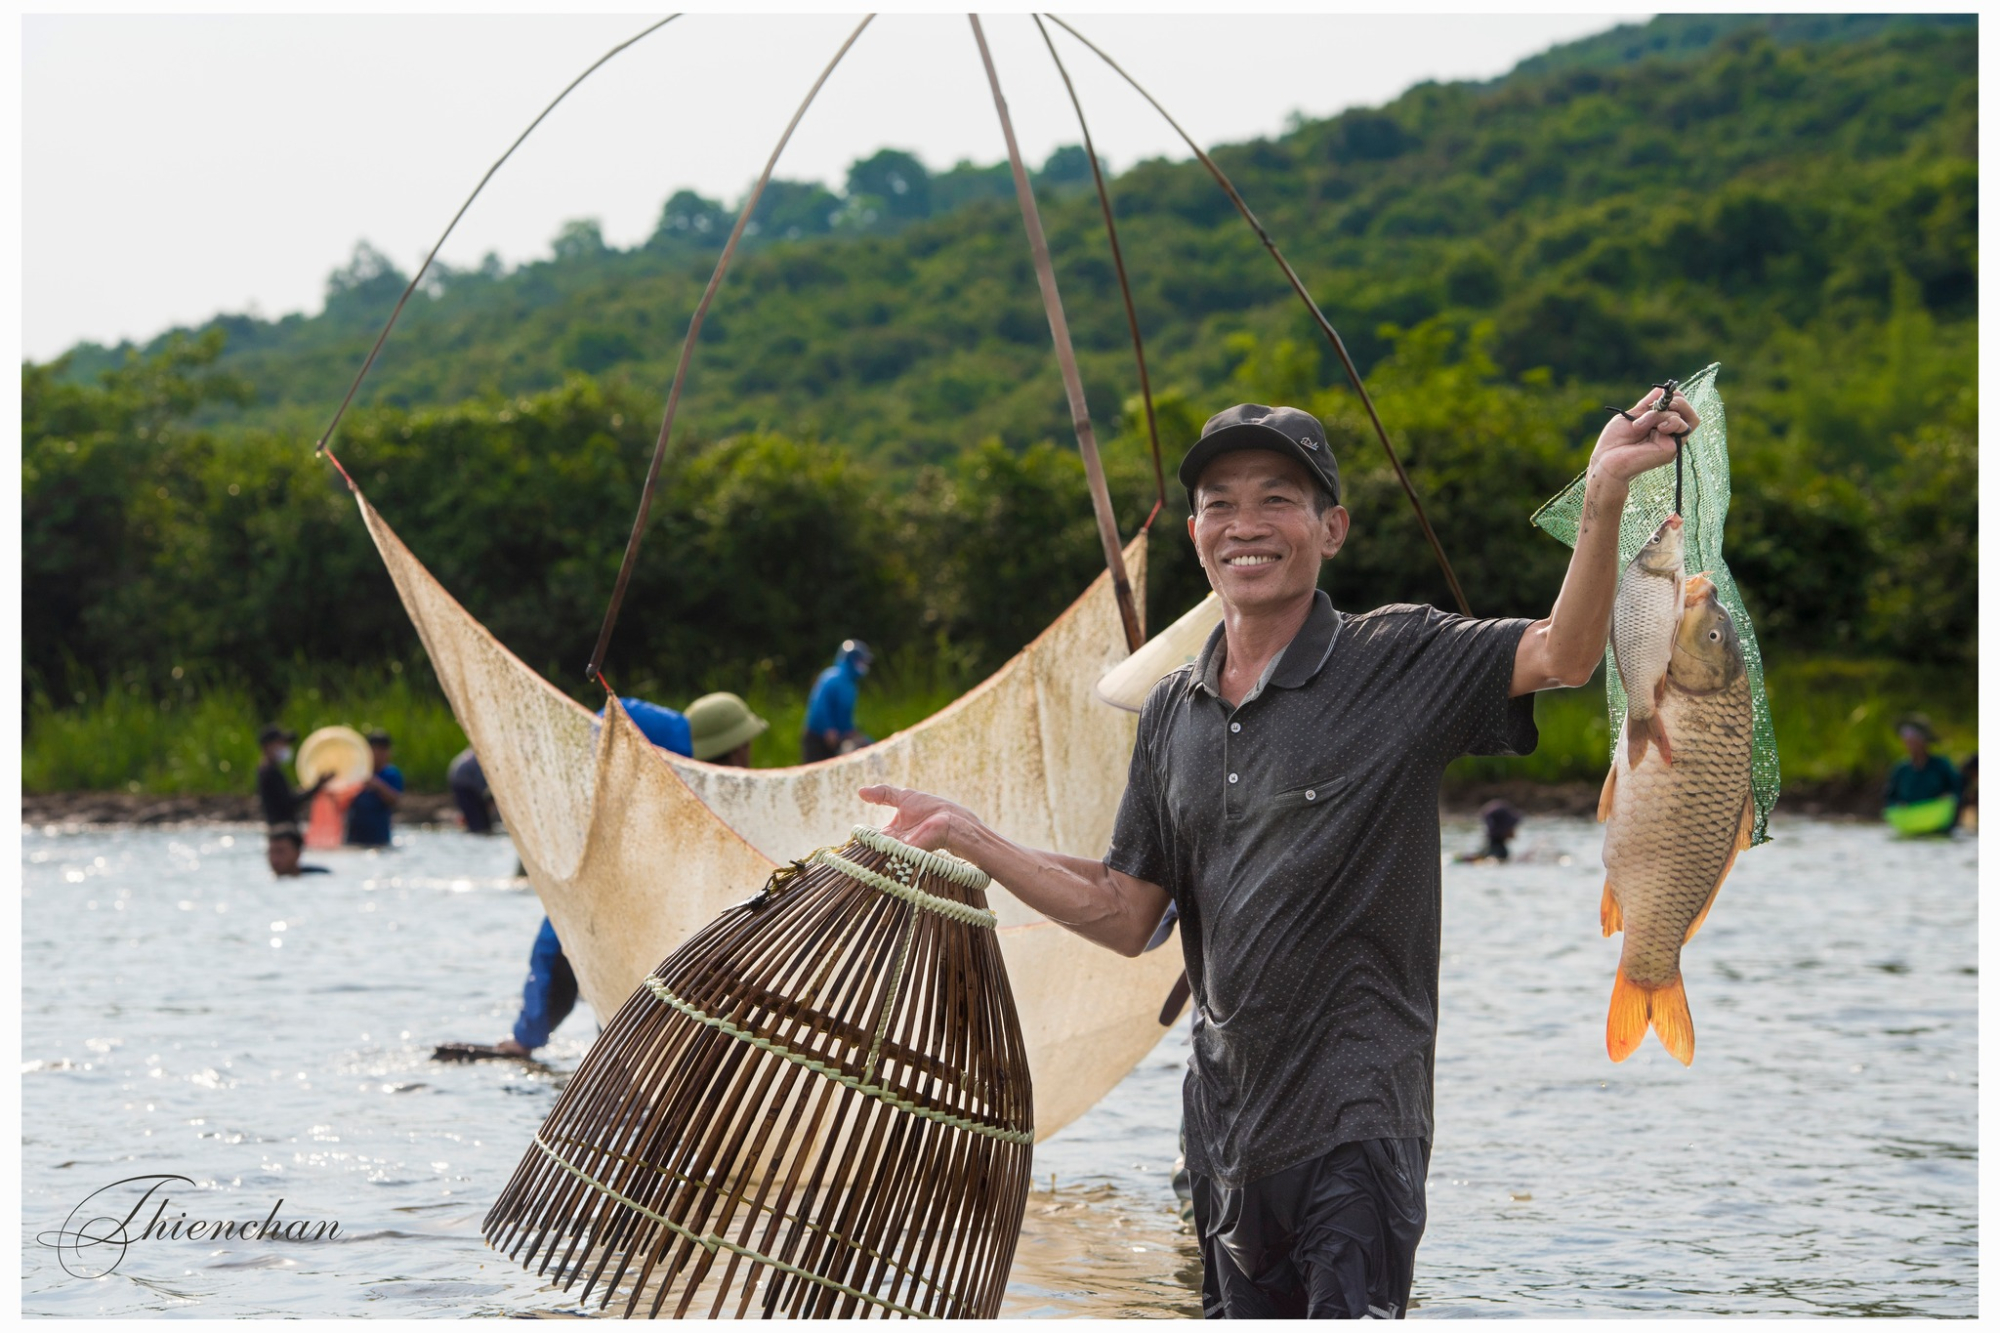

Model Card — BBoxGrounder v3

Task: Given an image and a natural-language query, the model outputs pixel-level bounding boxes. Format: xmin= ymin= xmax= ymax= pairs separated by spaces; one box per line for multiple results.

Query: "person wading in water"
xmin=864 ymin=390 xmax=1694 ymax=1319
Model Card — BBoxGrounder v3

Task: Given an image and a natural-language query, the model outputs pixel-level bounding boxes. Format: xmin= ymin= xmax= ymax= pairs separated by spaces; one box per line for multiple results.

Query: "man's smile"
xmin=1222 ymin=553 xmax=1282 ymax=567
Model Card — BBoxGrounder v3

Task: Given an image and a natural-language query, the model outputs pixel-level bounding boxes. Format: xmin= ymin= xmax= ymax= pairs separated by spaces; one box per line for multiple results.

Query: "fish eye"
xmin=1708 ymin=630 xmax=1721 ymax=641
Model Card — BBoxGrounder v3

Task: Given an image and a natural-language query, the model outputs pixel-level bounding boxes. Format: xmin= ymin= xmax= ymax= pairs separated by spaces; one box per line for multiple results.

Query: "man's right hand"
xmin=858 ymin=784 xmax=978 ymax=855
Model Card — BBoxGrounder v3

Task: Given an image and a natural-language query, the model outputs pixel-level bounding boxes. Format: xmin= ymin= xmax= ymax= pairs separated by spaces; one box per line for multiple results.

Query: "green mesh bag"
xmin=1530 ymin=364 xmax=1779 ymax=845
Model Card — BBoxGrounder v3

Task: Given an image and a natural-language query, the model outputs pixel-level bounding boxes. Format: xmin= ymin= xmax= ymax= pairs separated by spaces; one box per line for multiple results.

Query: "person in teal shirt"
xmin=1883 ymin=713 xmax=1960 ymax=831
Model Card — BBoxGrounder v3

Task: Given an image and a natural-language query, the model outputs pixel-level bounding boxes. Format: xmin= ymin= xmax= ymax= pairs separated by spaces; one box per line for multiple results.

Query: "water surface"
xmin=20 ymin=816 xmax=1974 ymax=1316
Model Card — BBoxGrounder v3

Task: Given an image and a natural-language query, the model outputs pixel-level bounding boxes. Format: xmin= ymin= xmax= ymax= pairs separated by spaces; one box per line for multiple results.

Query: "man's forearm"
xmin=1542 ymin=465 xmax=1631 ymax=685
xmin=948 ymin=818 xmax=1168 ymax=957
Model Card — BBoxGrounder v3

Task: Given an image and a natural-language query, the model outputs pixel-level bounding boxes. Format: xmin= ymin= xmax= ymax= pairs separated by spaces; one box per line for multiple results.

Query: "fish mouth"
xmin=1665 ymin=513 xmax=1683 ymax=531
xmin=1683 ymin=572 xmax=1715 ymax=602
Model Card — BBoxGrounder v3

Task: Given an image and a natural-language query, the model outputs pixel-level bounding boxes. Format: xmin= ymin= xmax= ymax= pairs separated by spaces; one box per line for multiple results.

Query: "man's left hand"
xmin=1590 ymin=386 xmax=1700 ymax=489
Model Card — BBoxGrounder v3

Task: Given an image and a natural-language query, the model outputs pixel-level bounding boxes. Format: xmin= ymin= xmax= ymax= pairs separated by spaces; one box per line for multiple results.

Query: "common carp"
xmin=1611 ymin=514 xmax=1685 ymax=767
xmin=1597 ymin=574 xmax=1755 ymax=1065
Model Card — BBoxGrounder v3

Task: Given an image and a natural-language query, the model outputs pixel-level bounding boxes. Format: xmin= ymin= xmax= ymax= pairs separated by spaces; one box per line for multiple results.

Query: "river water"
xmin=21 ymin=815 xmax=1975 ymax=1317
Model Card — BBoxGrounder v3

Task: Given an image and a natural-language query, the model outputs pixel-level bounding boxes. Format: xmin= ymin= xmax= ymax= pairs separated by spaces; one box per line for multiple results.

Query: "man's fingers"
xmin=857 ymin=784 xmax=904 ymax=806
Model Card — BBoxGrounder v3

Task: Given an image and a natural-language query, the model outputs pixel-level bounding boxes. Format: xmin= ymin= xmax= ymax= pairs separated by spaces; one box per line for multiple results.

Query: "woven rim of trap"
xmin=848 ymin=825 xmax=989 ymax=889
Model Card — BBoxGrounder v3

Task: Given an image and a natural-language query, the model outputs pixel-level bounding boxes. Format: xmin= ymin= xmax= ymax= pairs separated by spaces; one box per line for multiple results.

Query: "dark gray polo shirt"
xmin=1106 ymin=590 xmax=1537 ymax=1188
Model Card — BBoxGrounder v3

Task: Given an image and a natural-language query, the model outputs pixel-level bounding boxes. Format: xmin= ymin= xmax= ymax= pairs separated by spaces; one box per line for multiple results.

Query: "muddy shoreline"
xmin=22 ymin=779 xmax=1883 ymax=829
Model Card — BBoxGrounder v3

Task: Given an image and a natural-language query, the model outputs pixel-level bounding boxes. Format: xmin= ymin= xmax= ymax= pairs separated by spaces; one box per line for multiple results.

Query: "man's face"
xmin=370 ymin=742 xmax=391 ymax=771
xmin=1187 ymin=450 xmax=1348 ymax=615
xmin=1900 ymin=727 xmax=1930 ymax=761
xmin=267 ymin=837 xmax=301 ymax=876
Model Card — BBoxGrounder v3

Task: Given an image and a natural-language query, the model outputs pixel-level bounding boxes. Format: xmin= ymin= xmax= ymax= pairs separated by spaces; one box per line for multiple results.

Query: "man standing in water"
xmin=863 ymin=389 xmax=1693 ymax=1319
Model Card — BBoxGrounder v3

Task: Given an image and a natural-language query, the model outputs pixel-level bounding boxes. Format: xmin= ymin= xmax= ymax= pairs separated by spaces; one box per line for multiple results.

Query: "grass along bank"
xmin=24 ymin=655 xmax=1976 ymax=801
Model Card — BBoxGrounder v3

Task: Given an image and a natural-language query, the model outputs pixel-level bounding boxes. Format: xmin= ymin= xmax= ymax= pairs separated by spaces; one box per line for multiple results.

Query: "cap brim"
xmin=1178 ymin=422 xmax=1336 ymax=500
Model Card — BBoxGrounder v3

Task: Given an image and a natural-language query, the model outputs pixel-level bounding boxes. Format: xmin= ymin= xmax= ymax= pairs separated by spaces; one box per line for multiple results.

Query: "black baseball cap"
xmin=1178 ymin=403 xmax=1341 ymax=505
xmin=258 ymin=724 xmax=296 ymax=745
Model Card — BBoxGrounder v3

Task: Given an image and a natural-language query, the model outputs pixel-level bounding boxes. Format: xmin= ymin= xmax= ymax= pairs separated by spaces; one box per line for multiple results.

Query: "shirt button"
xmin=1306 ymin=789 xmax=1317 ymax=801
xmin=1230 ymin=721 xmax=1241 ymax=733
xmin=1228 ymin=773 xmax=1239 ymax=784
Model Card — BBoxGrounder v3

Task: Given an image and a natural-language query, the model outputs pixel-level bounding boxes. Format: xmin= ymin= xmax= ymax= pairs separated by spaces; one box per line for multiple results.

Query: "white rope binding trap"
xmin=812 ymin=824 xmax=996 ymax=929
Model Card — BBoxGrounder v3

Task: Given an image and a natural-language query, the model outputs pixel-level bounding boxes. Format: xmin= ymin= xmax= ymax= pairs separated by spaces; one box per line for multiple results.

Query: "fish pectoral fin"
xmin=1685 ymin=791 xmax=1757 ymax=945
xmin=1600 ymin=879 xmax=1623 ymax=937
xmin=1597 ymin=764 xmax=1618 ymax=823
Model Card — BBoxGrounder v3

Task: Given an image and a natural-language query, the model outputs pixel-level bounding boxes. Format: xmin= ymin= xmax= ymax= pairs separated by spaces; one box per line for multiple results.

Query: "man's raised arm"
xmin=1511 ymin=385 xmax=1698 ymax=697
xmin=859 ymin=784 xmax=1171 ymax=957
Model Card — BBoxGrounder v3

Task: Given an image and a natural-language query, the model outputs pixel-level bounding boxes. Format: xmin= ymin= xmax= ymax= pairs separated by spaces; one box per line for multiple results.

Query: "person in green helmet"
xmin=687 ymin=691 xmax=770 ymax=766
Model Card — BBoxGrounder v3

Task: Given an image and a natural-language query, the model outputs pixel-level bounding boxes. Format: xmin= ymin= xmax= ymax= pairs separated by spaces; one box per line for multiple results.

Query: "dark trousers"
xmin=1192 ymin=1137 xmax=1430 ymax=1319
xmin=511 ymin=916 xmax=578 ymax=1051
xmin=801 ymin=731 xmax=837 ymax=764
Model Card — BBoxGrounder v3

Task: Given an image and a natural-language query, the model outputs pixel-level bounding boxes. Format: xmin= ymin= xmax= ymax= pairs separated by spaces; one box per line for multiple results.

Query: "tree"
xmin=845 ymin=149 xmax=932 ymax=224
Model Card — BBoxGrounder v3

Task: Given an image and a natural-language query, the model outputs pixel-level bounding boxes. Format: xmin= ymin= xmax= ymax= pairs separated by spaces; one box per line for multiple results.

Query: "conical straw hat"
xmin=296 ymin=725 xmax=372 ymax=786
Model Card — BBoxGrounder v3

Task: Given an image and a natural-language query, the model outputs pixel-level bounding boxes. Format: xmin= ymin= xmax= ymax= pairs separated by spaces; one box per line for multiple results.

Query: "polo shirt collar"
xmin=1187 ymin=589 xmax=1342 ymax=700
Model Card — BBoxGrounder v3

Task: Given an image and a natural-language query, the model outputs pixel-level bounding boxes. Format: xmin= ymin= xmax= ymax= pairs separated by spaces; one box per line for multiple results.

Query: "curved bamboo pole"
xmin=971 ymin=14 xmax=1145 ymax=652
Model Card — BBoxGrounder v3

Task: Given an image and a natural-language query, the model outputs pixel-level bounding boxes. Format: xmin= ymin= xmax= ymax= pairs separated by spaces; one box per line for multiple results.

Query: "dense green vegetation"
xmin=24 ymin=17 xmax=1977 ymax=791
xmin=24 ymin=656 xmax=1975 ymax=798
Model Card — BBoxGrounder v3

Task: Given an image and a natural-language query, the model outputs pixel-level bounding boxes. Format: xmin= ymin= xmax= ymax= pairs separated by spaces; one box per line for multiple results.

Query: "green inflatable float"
xmin=1885 ymin=795 xmax=1958 ymax=837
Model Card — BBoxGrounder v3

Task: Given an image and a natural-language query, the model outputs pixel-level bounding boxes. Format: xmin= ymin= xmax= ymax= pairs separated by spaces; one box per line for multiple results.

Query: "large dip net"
xmin=353 ymin=493 xmax=1183 ymax=1140
xmin=1531 ymin=364 xmax=1780 ymax=845
xmin=484 ymin=827 xmax=1032 ymax=1319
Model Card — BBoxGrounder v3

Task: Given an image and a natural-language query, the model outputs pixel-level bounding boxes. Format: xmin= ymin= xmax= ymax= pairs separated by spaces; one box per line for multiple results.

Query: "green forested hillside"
xmin=26 ymin=16 xmax=1976 ymax=721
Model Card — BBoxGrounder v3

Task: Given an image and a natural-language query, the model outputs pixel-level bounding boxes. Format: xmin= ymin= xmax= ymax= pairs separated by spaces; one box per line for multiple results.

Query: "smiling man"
xmin=863 ymin=390 xmax=1693 ymax=1319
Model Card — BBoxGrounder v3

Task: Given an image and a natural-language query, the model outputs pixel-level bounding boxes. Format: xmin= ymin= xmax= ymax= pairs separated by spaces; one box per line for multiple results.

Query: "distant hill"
xmin=1507 ymin=11 xmax=1973 ymax=78
xmin=45 ymin=13 xmax=1973 ymax=471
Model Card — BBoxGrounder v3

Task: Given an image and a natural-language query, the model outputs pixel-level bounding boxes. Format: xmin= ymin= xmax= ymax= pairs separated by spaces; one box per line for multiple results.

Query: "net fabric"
xmin=354 ymin=493 xmax=1182 ymax=1139
xmin=1530 ymin=364 xmax=1780 ymax=844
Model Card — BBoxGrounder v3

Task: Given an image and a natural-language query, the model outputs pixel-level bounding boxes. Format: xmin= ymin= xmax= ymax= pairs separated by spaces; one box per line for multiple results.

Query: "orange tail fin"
xmin=1651 ymin=974 xmax=1695 ymax=1065
xmin=1606 ymin=967 xmax=1696 ymax=1065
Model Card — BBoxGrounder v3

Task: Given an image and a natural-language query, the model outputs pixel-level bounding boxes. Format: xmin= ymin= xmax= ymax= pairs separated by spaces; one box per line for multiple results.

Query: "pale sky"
xmin=21 ymin=11 xmax=1639 ymax=361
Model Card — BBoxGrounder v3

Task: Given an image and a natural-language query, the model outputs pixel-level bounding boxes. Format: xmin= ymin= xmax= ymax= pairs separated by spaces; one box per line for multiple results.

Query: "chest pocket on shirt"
xmin=1274 ymin=772 xmax=1354 ymax=811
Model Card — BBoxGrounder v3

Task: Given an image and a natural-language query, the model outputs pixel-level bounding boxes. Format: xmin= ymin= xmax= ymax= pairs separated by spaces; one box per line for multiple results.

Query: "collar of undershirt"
xmin=1188 ymin=588 xmax=1342 ymax=705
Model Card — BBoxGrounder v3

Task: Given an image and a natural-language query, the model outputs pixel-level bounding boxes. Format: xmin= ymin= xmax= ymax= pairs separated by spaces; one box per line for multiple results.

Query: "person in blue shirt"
xmin=609 ymin=696 xmax=694 ymax=755
xmin=802 ymin=639 xmax=873 ymax=763
xmin=344 ymin=731 xmax=404 ymax=847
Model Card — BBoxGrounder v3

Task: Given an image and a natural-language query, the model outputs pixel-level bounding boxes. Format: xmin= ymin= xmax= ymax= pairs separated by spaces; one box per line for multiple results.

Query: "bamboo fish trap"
xmin=484 ymin=826 xmax=1034 ymax=1318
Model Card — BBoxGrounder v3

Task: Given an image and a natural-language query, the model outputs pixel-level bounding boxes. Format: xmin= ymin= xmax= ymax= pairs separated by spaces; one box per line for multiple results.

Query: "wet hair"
xmin=269 ymin=829 xmax=304 ymax=849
